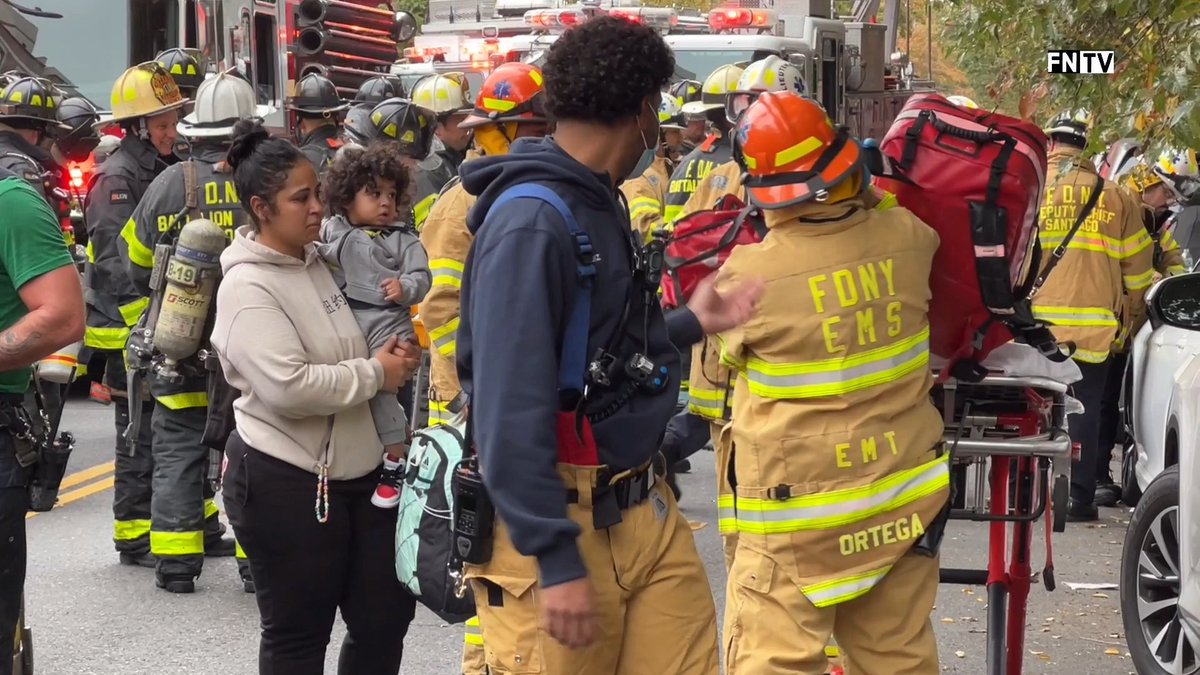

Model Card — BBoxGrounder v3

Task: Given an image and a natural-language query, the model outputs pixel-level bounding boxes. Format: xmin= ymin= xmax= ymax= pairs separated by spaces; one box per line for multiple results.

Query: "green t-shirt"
xmin=0 ymin=177 xmax=74 ymax=393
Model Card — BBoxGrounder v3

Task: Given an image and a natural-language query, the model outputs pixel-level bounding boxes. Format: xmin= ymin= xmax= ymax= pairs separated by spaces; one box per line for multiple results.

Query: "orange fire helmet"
xmin=734 ymin=91 xmax=862 ymax=209
xmin=458 ymin=62 xmax=547 ymax=130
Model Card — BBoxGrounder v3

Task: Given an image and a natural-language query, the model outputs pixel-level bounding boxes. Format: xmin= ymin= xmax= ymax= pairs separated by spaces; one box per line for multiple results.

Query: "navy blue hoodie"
xmin=457 ymin=137 xmax=703 ymax=586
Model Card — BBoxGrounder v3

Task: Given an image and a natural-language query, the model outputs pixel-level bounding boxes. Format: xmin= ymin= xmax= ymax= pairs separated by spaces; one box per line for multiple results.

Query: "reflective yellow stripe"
xmin=801 ymin=565 xmax=892 ymax=608
xmin=734 ymin=454 xmax=949 ymax=534
xmin=775 ymin=136 xmax=823 ymax=169
xmin=119 ymin=296 xmax=150 ymax=327
xmin=114 ymin=519 xmax=151 ymax=541
xmin=731 ymin=328 xmax=930 ymax=399
xmin=85 ymin=325 xmax=130 ymax=350
xmin=86 ymin=239 xmax=95 ymax=263
xmin=150 ymin=530 xmax=205 ymax=556
xmin=414 ymin=193 xmax=438 ymax=230
xmin=429 ymin=317 xmax=458 ymax=357
xmin=825 ymin=645 xmax=840 ymax=658
xmin=663 ymin=204 xmax=684 ymax=225
xmin=121 ymin=218 xmax=155 ymax=269
xmin=1168 ymin=264 xmax=1188 ymax=276
xmin=156 ymin=392 xmax=209 ymax=409
xmin=1123 ymin=268 xmax=1155 ymax=290
xmin=1072 ymin=347 xmax=1110 ymax=363
xmin=464 ymin=615 xmax=483 ymax=646
xmin=235 ymin=541 xmax=247 ymax=560
xmin=481 ymin=97 xmax=515 ymax=112
xmin=203 ymin=498 xmax=219 ymax=520
xmin=629 ymin=196 xmax=661 ymax=220
xmin=1039 ymin=228 xmax=1152 ymax=259
xmin=429 ymin=399 xmax=454 ymax=426
xmin=873 ymin=191 xmax=898 ymax=211
xmin=717 ymin=494 xmax=736 ymax=534
xmin=430 ymin=258 xmax=463 ymax=289
xmin=687 ymin=387 xmax=728 ymax=419
xmin=1032 ymin=305 xmax=1118 ymax=328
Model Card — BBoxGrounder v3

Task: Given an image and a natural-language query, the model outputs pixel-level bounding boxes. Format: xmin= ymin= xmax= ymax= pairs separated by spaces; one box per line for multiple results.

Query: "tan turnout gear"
xmin=108 ymin=62 xmax=189 ymax=123
xmin=1032 ymin=147 xmax=1153 ymax=362
xmin=620 ymin=155 xmax=672 ymax=243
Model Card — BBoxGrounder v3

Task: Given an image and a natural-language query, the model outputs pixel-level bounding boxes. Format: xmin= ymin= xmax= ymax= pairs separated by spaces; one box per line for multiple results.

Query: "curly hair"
xmin=321 ymin=142 xmax=413 ymax=217
xmin=543 ymin=16 xmax=674 ymax=124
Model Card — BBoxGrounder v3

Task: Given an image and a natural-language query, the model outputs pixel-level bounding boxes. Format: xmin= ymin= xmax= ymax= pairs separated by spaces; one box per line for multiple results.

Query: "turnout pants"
xmin=223 ymin=433 xmax=416 ymax=675
xmin=724 ymin=550 xmax=940 ymax=675
xmin=713 ymin=421 xmax=737 ymax=572
xmin=0 ymin=486 xmax=26 ymax=675
xmin=107 ymin=353 xmax=155 ymax=555
xmin=1068 ymin=359 xmax=1112 ymax=507
xmin=1096 ymin=351 xmax=1129 ymax=485
xmin=466 ymin=464 xmax=719 ymax=675
xmin=150 ymin=404 xmax=209 ymax=578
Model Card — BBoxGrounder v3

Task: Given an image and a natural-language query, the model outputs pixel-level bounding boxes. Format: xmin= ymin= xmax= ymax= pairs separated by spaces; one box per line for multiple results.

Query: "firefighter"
xmin=84 ymin=62 xmax=189 ymax=568
xmin=285 ymin=72 xmax=349 ymax=175
xmin=620 ymin=93 xmax=681 ymax=243
xmin=1031 ymin=110 xmax=1153 ymax=522
xmin=1125 ymin=153 xmax=1195 ymax=277
xmin=117 ymin=72 xmax=259 ymax=593
xmin=0 ymin=75 xmax=70 ymax=202
xmin=411 ymin=73 xmax=474 ymax=226
xmin=48 ymin=96 xmax=101 ymax=249
xmin=155 ymin=48 xmax=206 ymax=97
xmin=343 ymin=76 xmax=406 ymax=148
xmin=668 ymin=78 xmax=706 ymax=149
xmin=663 ymin=64 xmax=744 ymax=225
xmin=717 ymin=90 xmax=946 ymax=674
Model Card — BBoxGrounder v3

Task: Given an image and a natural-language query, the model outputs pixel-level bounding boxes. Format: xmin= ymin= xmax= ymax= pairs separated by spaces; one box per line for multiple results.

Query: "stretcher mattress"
xmin=930 ymin=342 xmax=1083 ymax=385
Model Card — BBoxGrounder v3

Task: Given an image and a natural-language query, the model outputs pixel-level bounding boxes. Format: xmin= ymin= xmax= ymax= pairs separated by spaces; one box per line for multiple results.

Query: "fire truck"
xmin=491 ymin=0 xmax=931 ymax=139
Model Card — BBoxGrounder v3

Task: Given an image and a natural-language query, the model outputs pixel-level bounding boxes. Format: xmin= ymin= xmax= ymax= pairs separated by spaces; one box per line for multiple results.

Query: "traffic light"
xmin=293 ymin=0 xmax=418 ymax=97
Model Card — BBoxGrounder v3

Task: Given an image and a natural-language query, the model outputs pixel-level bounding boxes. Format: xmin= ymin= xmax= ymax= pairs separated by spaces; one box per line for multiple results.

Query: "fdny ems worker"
xmin=410 ymin=73 xmax=470 ymax=181
xmin=286 ymin=72 xmax=349 ymax=175
xmin=155 ymin=48 xmax=206 ymax=97
xmin=1031 ymin=110 xmax=1153 ymax=522
xmin=84 ymin=62 xmax=189 ymax=568
xmin=620 ymin=94 xmax=682 ymax=243
xmin=0 ymin=76 xmax=70 ymax=202
xmin=717 ymin=91 xmax=946 ymax=674
xmin=362 ymin=97 xmax=439 ymax=221
xmin=456 ymin=18 xmax=761 ymax=673
xmin=117 ymin=72 xmax=259 ymax=593
xmin=663 ymin=65 xmax=743 ymax=225
xmin=420 ymin=62 xmax=548 ymax=433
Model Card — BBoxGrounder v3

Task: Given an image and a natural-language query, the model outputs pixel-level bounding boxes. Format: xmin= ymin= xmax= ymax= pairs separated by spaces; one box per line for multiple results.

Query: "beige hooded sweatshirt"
xmin=211 ymin=225 xmax=386 ymax=481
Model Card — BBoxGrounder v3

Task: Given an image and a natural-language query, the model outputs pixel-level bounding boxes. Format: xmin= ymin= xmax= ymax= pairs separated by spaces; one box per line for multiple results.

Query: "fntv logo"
xmin=1047 ymin=50 xmax=1116 ymax=74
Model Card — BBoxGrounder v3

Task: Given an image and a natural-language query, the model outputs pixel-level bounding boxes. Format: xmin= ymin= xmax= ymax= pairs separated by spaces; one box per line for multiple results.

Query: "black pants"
xmin=0 ymin=486 xmax=26 ymax=675
xmin=660 ymin=409 xmax=714 ymax=464
xmin=1070 ymin=359 xmax=1112 ymax=506
xmin=223 ymin=432 xmax=416 ymax=675
xmin=1096 ymin=351 xmax=1129 ymax=484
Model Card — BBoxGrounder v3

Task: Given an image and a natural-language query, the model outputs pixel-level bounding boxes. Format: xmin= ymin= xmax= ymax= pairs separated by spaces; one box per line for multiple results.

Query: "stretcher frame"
xmin=932 ymin=372 xmax=1072 ymax=675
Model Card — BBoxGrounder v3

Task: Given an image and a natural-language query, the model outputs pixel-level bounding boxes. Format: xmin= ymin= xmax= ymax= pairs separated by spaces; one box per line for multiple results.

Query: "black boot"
xmin=1066 ymin=499 xmax=1099 ymax=522
xmin=204 ymin=536 xmax=237 ymax=558
xmin=118 ymin=551 xmax=156 ymax=568
xmin=156 ymin=574 xmax=196 ymax=594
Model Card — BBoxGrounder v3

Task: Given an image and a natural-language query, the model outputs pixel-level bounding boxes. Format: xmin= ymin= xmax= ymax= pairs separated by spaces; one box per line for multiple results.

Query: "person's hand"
xmin=381 ymin=278 xmax=404 ymax=303
xmin=686 ymin=272 xmax=765 ymax=335
xmin=541 ymin=577 xmax=597 ymax=649
xmin=375 ymin=336 xmax=420 ymax=393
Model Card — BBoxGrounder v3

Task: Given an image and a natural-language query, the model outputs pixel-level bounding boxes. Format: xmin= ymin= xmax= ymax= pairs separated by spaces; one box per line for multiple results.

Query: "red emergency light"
xmin=708 ymin=6 xmax=775 ymax=32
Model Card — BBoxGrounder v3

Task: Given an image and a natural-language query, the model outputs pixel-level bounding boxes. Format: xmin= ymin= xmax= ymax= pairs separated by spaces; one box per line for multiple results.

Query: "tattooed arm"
xmin=0 ymin=266 xmax=84 ymax=372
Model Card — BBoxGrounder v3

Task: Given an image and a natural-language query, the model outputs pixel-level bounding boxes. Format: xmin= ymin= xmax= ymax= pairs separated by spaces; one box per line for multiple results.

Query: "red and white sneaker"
xmin=371 ymin=458 xmax=404 ymax=509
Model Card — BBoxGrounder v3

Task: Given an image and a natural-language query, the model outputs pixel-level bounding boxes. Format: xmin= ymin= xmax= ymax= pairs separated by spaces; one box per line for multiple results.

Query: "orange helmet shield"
xmin=735 ymin=91 xmax=862 ymax=209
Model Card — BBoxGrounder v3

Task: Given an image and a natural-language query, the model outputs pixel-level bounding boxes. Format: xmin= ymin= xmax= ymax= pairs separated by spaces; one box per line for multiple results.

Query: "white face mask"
xmin=628 ymin=101 xmax=659 ymax=180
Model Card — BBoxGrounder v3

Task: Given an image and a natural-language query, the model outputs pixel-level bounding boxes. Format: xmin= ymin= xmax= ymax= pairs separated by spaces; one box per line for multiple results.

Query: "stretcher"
xmin=931 ymin=343 xmax=1078 ymax=675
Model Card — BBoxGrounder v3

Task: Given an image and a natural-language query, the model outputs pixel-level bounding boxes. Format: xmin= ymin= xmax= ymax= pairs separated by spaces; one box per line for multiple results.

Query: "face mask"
xmin=628 ymin=101 xmax=658 ymax=180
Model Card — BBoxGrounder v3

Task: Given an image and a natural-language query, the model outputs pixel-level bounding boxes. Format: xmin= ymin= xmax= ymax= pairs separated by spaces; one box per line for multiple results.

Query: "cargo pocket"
xmin=469 ymin=573 xmax=544 ymax=673
xmin=724 ymin=552 xmax=774 ymax=672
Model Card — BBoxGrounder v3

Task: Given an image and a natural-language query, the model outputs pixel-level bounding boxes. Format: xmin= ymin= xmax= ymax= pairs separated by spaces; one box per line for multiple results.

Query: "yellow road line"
xmin=57 ymin=476 xmax=116 ymax=507
xmin=59 ymin=460 xmax=115 ymax=490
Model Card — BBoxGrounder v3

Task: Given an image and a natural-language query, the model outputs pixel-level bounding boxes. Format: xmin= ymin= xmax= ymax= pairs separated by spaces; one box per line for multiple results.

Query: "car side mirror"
xmin=1150 ymin=273 xmax=1200 ymax=330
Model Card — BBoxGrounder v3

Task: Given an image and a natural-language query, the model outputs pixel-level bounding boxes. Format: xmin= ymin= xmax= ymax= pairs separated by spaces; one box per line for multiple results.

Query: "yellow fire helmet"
xmin=411 ymin=73 xmax=472 ymax=117
xmin=1159 ymin=148 xmax=1199 ymax=178
xmin=946 ymin=94 xmax=978 ymax=109
xmin=682 ymin=64 xmax=744 ymax=115
xmin=108 ymin=61 xmax=189 ymax=124
xmin=1124 ymin=159 xmax=1163 ymax=194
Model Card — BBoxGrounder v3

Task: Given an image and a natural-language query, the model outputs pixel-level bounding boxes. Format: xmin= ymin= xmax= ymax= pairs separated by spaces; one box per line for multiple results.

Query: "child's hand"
xmin=381 ymin=278 xmax=404 ymax=303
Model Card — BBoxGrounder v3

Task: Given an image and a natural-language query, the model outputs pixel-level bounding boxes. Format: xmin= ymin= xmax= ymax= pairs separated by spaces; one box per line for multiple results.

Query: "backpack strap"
xmin=487 ymin=183 xmax=597 ymax=397
xmin=183 ymin=160 xmax=202 ymax=221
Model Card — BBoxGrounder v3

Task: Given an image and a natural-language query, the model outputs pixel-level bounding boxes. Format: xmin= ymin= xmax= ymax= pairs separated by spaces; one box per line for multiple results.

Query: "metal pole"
xmin=906 ymin=0 xmax=911 ymax=57
xmin=926 ymin=0 xmax=933 ymax=79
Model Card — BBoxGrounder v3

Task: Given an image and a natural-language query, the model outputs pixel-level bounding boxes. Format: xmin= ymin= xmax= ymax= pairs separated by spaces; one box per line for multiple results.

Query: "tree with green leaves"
xmin=941 ymin=0 xmax=1200 ymax=152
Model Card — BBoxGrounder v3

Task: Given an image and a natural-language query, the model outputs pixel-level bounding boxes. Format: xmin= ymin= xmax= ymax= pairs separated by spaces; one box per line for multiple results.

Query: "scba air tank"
xmin=154 ymin=218 xmax=228 ymax=366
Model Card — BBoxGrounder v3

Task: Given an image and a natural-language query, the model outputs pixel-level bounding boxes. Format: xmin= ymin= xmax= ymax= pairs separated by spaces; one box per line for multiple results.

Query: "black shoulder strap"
xmin=184 ymin=160 xmax=201 ymax=221
xmin=1029 ymin=173 xmax=1105 ymax=297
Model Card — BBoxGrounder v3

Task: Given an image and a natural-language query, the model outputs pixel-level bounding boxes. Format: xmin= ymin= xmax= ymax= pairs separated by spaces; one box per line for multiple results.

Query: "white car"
xmin=1124 ymin=273 xmax=1200 ymax=505
xmin=1121 ymin=272 xmax=1200 ymax=673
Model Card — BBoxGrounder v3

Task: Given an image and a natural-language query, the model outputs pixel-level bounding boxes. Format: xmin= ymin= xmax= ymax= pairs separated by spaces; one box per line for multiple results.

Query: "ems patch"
xmin=109 ymin=190 xmax=131 ymax=204
xmin=647 ymin=174 xmax=659 ymax=186
xmin=711 ymin=175 xmax=729 ymax=190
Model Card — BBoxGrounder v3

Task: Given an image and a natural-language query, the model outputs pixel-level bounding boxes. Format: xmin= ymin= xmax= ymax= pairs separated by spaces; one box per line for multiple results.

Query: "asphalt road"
xmin=24 ymin=397 xmax=1136 ymax=674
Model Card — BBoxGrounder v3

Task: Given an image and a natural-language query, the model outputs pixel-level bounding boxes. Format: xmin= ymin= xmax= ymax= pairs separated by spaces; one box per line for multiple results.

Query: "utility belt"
xmin=566 ymin=461 xmax=657 ymax=530
xmin=3 ymin=390 xmax=75 ymax=512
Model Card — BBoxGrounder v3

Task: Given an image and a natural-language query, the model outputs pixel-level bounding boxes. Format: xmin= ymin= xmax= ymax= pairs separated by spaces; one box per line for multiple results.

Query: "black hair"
xmin=227 ymin=119 xmax=307 ymax=230
xmin=322 ymin=143 xmax=412 ymax=217
xmin=543 ymin=16 xmax=674 ymax=124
